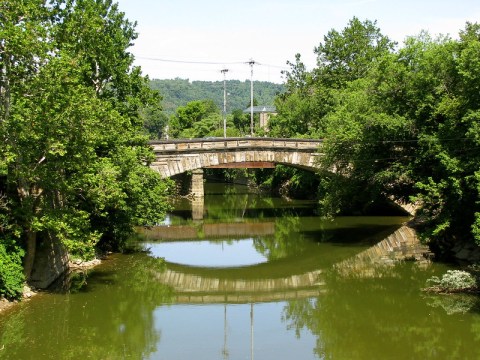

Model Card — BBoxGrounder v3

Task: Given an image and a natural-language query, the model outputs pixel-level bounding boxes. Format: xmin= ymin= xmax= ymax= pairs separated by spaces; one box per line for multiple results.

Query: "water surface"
xmin=1 ymin=183 xmax=479 ymax=359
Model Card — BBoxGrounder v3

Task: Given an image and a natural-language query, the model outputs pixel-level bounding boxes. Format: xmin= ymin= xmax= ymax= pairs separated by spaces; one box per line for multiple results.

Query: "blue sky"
xmin=115 ymin=0 xmax=480 ymax=83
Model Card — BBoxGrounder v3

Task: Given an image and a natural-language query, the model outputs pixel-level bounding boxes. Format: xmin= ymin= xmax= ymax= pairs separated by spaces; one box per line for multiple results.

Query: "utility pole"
xmin=221 ymin=68 xmax=229 ymax=138
xmin=250 ymin=303 xmax=254 ymax=360
xmin=248 ymin=59 xmax=256 ymax=136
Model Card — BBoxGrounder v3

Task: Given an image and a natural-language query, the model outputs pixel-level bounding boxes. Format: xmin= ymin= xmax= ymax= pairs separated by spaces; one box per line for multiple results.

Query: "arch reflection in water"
xmin=142 ymin=223 xmax=428 ymax=305
xmin=142 ymin=219 xmax=431 ymax=360
xmin=138 ymin=180 xmax=426 ymax=358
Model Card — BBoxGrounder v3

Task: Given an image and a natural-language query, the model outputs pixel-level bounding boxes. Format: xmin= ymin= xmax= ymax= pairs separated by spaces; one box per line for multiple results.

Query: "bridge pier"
xmin=192 ymin=197 xmax=204 ymax=220
xmin=191 ymin=169 xmax=204 ymax=198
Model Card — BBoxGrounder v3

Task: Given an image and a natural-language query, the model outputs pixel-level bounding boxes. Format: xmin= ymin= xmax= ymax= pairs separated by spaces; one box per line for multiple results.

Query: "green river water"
xmin=1 ymin=183 xmax=480 ymax=359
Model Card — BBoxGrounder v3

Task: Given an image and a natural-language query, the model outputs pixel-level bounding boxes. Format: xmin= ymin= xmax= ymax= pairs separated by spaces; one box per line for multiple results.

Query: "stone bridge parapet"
xmin=150 ymin=137 xmax=323 ymax=178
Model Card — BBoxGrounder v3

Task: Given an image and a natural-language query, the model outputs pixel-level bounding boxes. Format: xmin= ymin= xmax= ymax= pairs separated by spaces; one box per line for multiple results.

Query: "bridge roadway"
xmin=150 ymin=137 xmax=323 ymax=178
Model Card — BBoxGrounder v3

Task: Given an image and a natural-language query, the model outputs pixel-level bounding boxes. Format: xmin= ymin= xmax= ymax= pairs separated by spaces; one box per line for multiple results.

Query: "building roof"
xmin=243 ymin=105 xmax=277 ymax=114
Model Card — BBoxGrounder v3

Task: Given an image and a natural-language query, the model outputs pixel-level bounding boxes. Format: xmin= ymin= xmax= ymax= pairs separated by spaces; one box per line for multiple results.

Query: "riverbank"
xmin=0 ymin=258 xmax=103 ymax=314
xmin=0 ymin=285 xmax=37 ymax=313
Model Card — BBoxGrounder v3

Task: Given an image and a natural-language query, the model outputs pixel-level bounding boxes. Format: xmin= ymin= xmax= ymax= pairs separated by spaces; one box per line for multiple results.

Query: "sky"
xmin=115 ymin=0 xmax=480 ymax=84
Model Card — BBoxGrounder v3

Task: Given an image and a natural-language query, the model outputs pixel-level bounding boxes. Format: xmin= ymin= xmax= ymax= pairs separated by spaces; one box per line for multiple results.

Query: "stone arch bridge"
xmin=150 ymin=137 xmax=323 ymax=197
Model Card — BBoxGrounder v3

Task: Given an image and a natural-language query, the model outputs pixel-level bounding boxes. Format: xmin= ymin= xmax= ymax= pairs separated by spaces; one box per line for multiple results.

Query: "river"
xmin=1 ymin=183 xmax=480 ymax=359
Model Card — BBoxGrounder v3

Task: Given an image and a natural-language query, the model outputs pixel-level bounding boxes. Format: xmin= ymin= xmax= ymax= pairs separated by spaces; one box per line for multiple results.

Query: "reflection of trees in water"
xmin=168 ymin=183 xmax=318 ymax=224
xmin=253 ymin=216 xmax=307 ymax=260
xmin=204 ymin=183 xmax=316 ymax=221
xmin=0 ymin=254 xmax=174 ymax=359
xmin=425 ymin=293 xmax=480 ymax=315
xmin=250 ymin=215 xmax=394 ymax=262
xmin=281 ymin=266 xmax=480 ymax=359
xmin=205 ymin=191 xmax=268 ymax=221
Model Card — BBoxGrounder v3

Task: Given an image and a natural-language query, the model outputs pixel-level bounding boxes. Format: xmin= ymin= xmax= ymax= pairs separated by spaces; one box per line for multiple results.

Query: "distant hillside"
xmin=149 ymin=78 xmax=284 ymax=114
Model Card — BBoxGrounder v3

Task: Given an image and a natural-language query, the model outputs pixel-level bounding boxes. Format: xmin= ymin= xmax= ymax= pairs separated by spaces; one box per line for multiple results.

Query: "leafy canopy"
xmin=0 ymin=0 xmax=172 ymax=294
xmin=273 ymin=17 xmax=480 ymax=252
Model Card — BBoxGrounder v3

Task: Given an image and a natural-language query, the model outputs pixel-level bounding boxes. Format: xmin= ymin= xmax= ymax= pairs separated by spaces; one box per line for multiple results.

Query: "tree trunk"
xmin=23 ymin=229 xmax=37 ymax=280
xmin=0 ymin=50 xmax=11 ymax=122
xmin=17 ymin=182 xmax=42 ymax=281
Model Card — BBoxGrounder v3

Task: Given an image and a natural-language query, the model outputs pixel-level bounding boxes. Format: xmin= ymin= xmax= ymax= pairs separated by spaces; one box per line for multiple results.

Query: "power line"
xmin=325 ymin=145 xmax=480 ymax=164
xmin=248 ymin=59 xmax=257 ymax=135
xmin=324 ymin=137 xmax=475 ymax=145
xmin=221 ymin=68 xmax=229 ymax=138
xmin=137 ymin=56 xmax=244 ymax=65
xmin=136 ymin=56 xmax=288 ymax=69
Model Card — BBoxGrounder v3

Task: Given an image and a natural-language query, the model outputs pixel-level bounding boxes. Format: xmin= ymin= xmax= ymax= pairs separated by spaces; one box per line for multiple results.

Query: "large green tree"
xmin=314 ymin=17 xmax=395 ymax=88
xmin=0 ymin=0 xmax=170 ymax=295
xmin=272 ymin=17 xmax=480 ymax=255
xmin=1 ymin=0 xmax=55 ymax=295
xmin=270 ymin=54 xmax=317 ymax=138
xmin=318 ymin=26 xmax=480 ymax=253
xmin=168 ymin=99 xmax=241 ymax=138
xmin=270 ymin=17 xmax=395 ymax=138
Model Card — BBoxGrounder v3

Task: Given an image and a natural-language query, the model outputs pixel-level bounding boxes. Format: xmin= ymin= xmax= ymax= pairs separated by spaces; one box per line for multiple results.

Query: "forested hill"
xmin=149 ymin=78 xmax=284 ymax=114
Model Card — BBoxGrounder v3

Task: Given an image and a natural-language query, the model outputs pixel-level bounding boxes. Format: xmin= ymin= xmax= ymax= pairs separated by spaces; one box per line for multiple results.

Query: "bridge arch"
xmin=150 ymin=137 xmax=322 ymax=178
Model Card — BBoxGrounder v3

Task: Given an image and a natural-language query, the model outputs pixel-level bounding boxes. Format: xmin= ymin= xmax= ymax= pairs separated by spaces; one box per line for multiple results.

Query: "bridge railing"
xmin=150 ymin=137 xmax=323 ymax=153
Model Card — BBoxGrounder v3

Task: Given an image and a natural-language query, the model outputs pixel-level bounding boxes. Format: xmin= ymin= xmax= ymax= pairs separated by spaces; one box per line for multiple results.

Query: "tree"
xmin=457 ymin=23 xmax=480 ymax=244
xmin=317 ymin=24 xmax=480 ymax=254
xmin=318 ymin=75 xmax=415 ymax=215
xmin=0 ymin=0 xmax=171 ymax=293
xmin=169 ymin=99 xmax=220 ymax=138
xmin=141 ymin=104 xmax=169 ymax=139
xmin=314 ymin=17 xmax=396 ymax=88
xmin=231 ymin=109 xmax=249 ymax=134
xmin=1 ymin=0 xmax=58 ymax=282
xmin=272 ymin=18 xmax=395 ymax=139
xmin=408 ymin=26 xmax=480 ymax=250
xmin=268 ymin=55 xmax=315 ymax=137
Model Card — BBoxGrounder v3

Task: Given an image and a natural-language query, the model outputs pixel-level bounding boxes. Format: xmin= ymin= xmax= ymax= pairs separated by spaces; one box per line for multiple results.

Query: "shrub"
xmin=425 ymin=270 xmax=477 ymax=293
xmin=0 ymin=241 xmax=25 ymax=300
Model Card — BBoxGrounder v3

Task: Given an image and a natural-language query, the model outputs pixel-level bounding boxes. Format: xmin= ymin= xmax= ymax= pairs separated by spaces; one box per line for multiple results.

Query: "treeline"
xmin=149 ymin=78 xmax=284 ymax=115
xmin=268 ymin=18 xmax=480 ymax=258
xmin=0 ymin=0 xmax=171 ymax=299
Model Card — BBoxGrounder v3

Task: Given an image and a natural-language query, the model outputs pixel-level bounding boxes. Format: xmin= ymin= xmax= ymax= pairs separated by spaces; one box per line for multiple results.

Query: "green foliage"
xmin=314 ymin=17 xmax=396 ymax=88
xmin=270 ymin=54 xmax=318 ymax=137
xmin=168 ymin=99 xmax=243 ymax=138
xmin=0 ymin=239 xmax=25 ymax=300
xmin=150 ymin=78 xmax=283 ymax=115
xmin=426 ymin=270 xmax=477 ymax=292
xmin=0 ymin=193 xmax=25 ymax=300
xmin=169 ymin=99 xmax=218 ymax=138
xmin=0 ymin=0 xmax=172 ymax=292
xmin=318 ymin=77 xmax=416 ymax=215
xmin=274 ymin=17 xmax=480 ymax=252
xmin=231 ymin=109 xmax=250 ymax=135
xmin=140 ymin=102 xmax=169 ymax=139
xmin=272 ymin=18 xmax=395 ymax=139
xmin=40 ymin=210 xmax=101 ymax=261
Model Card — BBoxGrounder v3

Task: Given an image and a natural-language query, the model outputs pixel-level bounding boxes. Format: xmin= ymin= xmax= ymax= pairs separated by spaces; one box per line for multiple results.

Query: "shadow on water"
xmin=49 ymin=268 xmax=119 ymax=294
xmin=0 ymin=251 xmax=176 ymax=359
